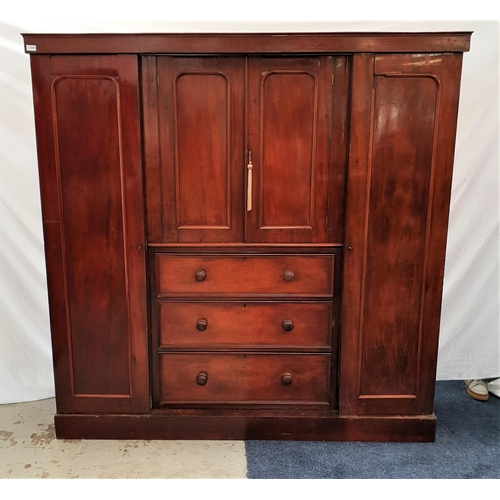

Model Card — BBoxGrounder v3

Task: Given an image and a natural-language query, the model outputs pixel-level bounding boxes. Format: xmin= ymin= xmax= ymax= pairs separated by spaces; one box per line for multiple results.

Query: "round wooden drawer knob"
xmin=196 ymin=372 xmax=208 ymax=386
xmin=282 ymin=319 xmax=294 ymax=331
xmin=282 ymin=373 xmax=293 ymax=385
xmin=194 ymin=269 xmax=207 ymax=282
xmin=283 ymin=270 xmax=295 ymax=282
xmin=196 ymin=318 xmax=208 ymax=331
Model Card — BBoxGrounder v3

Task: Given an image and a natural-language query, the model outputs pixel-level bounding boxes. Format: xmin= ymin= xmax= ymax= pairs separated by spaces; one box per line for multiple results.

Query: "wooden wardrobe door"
xmin=31 ymin=55 xmax=149 ymax=414
xmin=153 ymin=57 xmax=245 ymax=243
xmin=245 ymin=56 xmax=336 ymax=243
xmin=340 ymin=53 xmax=464 ymax=416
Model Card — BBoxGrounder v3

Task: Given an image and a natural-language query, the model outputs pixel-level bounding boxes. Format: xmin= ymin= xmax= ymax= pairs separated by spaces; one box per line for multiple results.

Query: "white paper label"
xmin=26 ymin=45 xmax=37 ymax=52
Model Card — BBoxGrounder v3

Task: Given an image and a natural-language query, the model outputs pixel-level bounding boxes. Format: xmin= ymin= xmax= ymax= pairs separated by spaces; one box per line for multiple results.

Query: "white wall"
xmin=1 ymin=9 xmax=498 ymax=403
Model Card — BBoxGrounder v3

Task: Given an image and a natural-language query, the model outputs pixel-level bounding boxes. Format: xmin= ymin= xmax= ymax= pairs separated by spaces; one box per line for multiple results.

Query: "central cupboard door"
xmin=245 ymin=57 xmax=335 ymax=243
xmin=151 ymin=56 xmax=337 ymax=244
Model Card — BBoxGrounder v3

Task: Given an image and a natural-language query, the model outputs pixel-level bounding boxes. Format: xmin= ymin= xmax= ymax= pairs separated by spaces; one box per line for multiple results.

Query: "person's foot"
xmin=487 ymin=378 xmax=500 ymax=398
xmin=465 ymin=379 xmax=489 ymax=401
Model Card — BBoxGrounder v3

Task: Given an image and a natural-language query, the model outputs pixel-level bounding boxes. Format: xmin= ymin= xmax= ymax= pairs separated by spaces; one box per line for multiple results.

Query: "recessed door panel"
xmin=175 ymin=73 xmax=229 ymax=228
xmin=54 ymin=76 xmax=129 ymax=397
xmin=360 ymin=74 xmax=438 ymax=398
xmin=260 ymin=71 xmax=316 ymax=228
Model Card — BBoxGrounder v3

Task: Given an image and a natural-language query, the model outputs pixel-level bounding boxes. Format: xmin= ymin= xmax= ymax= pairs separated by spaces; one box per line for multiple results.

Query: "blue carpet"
xmin=245 ymin=380 xmax=500 ymax=478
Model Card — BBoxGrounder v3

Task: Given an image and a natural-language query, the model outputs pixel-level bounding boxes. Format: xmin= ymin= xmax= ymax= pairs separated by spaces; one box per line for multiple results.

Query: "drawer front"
xmin=160 ymin=353 xmax=330 ymax=404
xmin=156 ymin=254 xmax=334 ymax=297
xmin=159 ymin=302 xmax=332 ymax=348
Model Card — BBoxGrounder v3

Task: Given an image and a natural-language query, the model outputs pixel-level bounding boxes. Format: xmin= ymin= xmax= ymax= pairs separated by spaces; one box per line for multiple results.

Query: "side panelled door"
xmin=340 ymin=53 xmax=464 ymax=416
xmin=31 ymin=55 xmax=149 ymax=414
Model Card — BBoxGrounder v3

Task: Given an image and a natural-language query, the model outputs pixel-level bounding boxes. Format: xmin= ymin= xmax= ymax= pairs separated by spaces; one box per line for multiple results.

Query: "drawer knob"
xmin=282 ymin=373 xmax=293 ymax=385
xmin=196 ymin=318 xmax=208 ymax=331
xmin=196 ymin=372 xmax=208 ymax=386
xmin=282 ymin=319 xmax=294 ymax=331
xmin=283 ymin=270 xmax=295 ymax=282
xmin=195 ymin=269 xmax=207 ymax=282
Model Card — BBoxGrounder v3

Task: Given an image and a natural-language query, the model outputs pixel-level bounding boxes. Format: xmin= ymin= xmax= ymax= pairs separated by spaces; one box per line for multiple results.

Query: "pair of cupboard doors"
xmin=144 ymin=55 xmax=347 ymax=244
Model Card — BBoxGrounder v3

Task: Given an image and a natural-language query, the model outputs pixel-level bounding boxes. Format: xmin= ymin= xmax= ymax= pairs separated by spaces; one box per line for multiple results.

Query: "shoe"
xmin=465 ymin=379 xmax=489 ymax=401
xmin=487 ymin=378 xmax=500 ymax=398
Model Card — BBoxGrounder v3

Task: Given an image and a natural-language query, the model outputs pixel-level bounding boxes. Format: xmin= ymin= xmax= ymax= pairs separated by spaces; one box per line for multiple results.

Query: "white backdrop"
xmin=1 ymin=13 xmax=499 ymax=404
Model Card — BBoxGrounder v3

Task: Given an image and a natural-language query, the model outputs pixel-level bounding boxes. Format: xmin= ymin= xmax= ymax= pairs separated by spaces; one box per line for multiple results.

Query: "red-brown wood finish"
xmin=156 ymin=254 xmax=335 ymax=297
xmin=22 ymin=32 xmax=471 ymax=55
xmin=141 ymin=56 xmax=163 ymax=242
xmin=158 ymin=301 xmax=333 ymax=349
xmin=328 ymin=56 xmax=351 ymax=243
xmin=30 ymin=55 xmax=149 ymax=414
xmin=153 ymin=57 xmax=245 ymax=243
xmin=160 ymin=353 xmax=330 ymax=404
xmin=54 ymin=411 xmax=437 ymax=442
xmin=150 ymin=245 xmax=339 ymax=411
xmin=340 ymin=53 xmax=465 ymax=416
xmin=55 ymin=74 xmax=130 ymax=396
xmin=246 ymin=56 xmax=339 ymax=243
xmin=147 ymin=55 xmax=346 ymax=244
xmin=24 ymin=32 xmax=470 ymax=441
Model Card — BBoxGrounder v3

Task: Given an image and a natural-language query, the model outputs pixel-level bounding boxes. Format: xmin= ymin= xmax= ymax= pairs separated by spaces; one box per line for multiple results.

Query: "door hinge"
xmin=331 ymin=74 xmax=335 ymax=86
xmin=325 ymin=216 xmax=329 ymax=228
xmin=157 ymin=73 xmax=160 ymax=86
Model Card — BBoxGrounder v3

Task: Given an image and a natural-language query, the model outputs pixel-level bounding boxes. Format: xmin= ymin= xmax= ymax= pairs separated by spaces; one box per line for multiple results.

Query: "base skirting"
xmin=54 ymin=411 xmax=436 ymax=442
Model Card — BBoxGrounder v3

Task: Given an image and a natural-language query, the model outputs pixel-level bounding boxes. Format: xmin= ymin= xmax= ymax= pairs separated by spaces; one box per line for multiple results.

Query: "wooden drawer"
xmin=156 ymin=254 xmax=334 ymax=297
xmin=158 ymin=301 xmax=332 ymax=348
xmin=160 ymin=353 xmax=330 ymax=404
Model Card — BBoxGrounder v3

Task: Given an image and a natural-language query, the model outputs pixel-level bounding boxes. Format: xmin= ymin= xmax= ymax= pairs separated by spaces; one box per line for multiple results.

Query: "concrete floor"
xmin=0 ymin=398 xmax=247 ymax=479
